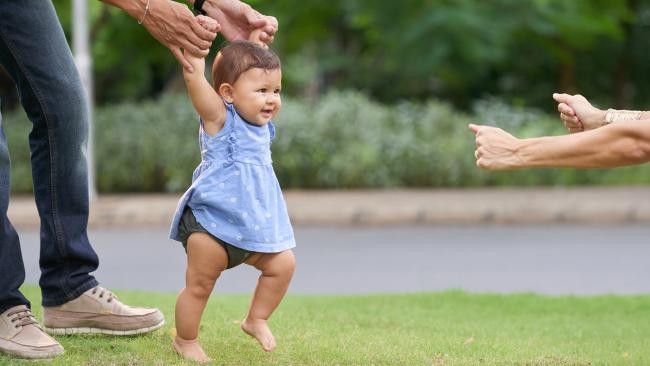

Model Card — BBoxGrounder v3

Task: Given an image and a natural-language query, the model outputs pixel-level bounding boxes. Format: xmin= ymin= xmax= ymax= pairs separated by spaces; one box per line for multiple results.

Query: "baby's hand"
xmin=249 ymin=28 xmax=268 ymax=49
xmin=196 ymin=15 xmax=221 ymax=33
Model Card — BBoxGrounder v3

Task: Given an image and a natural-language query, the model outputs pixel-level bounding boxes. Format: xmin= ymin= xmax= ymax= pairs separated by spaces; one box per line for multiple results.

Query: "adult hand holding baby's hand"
xmin=204 ymin=0 xmax=278 ymax=45
xmin=135 ymin=0 xmax=217 ymax=72
xmin=248 ymin=28 xmax=268 ymax=49
xmin=196 ymin=15 xmax=221 ymax=34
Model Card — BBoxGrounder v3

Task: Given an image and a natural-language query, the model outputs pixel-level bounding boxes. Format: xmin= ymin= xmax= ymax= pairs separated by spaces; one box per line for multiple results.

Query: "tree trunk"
xmin=613 ymin=0 xmax=638 ymax=108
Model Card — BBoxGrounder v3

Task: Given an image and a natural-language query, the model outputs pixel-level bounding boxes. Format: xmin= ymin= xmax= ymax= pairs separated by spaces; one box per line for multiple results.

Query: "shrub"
xmin=4 ymin=91 xmax=650 ymax=193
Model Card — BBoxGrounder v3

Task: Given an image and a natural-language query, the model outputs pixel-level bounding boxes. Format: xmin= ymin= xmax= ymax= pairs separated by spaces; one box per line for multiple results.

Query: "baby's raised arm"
xmin=183 ymin=15 xmax=226 ymax=132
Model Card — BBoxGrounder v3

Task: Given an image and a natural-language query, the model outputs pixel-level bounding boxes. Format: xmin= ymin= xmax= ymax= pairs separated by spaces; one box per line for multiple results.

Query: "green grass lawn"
xmin=2 ymin=285 xmax=650 ymax=365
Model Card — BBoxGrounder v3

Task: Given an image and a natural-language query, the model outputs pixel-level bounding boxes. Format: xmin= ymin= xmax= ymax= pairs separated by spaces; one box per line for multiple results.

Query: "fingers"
xmin=196 ymin=15 xmax=221 ymax=33
xmin=246 ymin=9 xmax=268 ymax=28
xmin=557 ymin=102 xmax=575 ymax=117
xmin=261 ymin=16 xmax=278 ymax=44
xmin=563 ymin=120 xmax=583 ymax=133
xmin=555 ymin=95 xmax=584 ymax=132
xmin=171 ymin=47 xmax=194 ymax=72
xmin=474 ymin=148 xmax=485 ymax=168
xmin=560 ymin=111 xmax=584 ymax=132
xmin=259 ymin=32 xmax=275 ymax=44
xmin=249 ymin=29 xmax=268 ymax=48
xmin=561 ymin=113 xmax=580 ymax=125
xmin=468 ymin=123 xmax=481 ymax=134
xmin=189 ymin=18 xmax=217 ymax=47
xmin=246 ymin=11 xmax=278 ymax=45
xmin=264 ymin=15 xmax=279 ymax=34
xmin=181 ymin=40 xmax=210 ymax=58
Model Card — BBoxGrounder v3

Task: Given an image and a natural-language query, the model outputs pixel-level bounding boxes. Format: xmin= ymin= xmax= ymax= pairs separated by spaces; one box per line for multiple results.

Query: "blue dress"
xmin=169 ymin=102 xmax=295 ymax=253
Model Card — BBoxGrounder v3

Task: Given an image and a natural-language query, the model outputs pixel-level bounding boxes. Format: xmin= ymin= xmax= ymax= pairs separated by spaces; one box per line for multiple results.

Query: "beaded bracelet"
xmin=604 ymin=109 xmax=642 ymax=124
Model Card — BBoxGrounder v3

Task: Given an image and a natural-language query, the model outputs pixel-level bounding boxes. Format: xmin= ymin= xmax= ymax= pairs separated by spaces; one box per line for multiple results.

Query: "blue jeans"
xmin=0 ymin=0 xmax=99 ymax=314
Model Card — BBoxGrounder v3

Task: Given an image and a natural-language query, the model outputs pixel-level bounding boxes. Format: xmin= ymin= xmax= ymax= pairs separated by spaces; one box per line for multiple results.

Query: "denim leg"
xmin=0 ymin=110 xmax=30 ymax=314
xmin=0 ymin=0 xmax=99 ymax=307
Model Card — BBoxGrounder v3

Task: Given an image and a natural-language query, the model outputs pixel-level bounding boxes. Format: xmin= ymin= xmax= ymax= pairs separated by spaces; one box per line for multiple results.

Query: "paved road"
xmin=15 ymin=225 xmax=650 ymax=295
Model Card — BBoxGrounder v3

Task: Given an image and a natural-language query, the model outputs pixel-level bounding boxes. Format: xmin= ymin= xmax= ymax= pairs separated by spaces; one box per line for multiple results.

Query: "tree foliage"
xmin=10 ymin=0 xmax=644 ymax=111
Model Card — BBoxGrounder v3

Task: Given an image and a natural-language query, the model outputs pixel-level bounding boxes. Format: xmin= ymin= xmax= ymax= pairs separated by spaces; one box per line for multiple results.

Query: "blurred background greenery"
xmin=2 ymin=0 xmax=650 ymax=193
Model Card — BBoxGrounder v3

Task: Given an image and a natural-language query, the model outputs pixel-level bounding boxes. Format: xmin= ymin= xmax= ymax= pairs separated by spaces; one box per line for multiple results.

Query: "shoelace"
xmin=91 ymin=286 xmax=116 ymax=303
xmin=7 ymin=308 xmax=38 ymax=329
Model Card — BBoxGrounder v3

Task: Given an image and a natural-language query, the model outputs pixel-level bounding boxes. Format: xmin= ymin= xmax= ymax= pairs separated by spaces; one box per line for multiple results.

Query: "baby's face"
xmin=230 ymin=68 xmax=282 ymax=125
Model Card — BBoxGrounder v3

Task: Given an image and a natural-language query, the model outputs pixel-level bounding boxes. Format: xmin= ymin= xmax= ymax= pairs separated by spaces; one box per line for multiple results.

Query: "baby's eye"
xmin=258 ymin=88 xmax=268 ymax=93
xmin=274 ymin=89 xmax=281 ymax=94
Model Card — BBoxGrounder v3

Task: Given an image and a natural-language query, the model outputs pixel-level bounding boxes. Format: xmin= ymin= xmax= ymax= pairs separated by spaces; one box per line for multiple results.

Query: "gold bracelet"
xmin=604 ymin=109 xmax=642 ymax=124
xmin=138 ymin=0 xmax=151 ymax=25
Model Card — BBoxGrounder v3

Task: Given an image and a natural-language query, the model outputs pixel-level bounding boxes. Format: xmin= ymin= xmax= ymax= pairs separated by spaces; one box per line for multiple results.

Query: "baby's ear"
xmin=219 ymin=84 xmax=235 ymax=103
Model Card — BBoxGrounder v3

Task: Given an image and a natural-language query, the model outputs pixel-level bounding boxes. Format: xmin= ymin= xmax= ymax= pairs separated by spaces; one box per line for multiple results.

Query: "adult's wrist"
xmin=595 ymin=109 xmax=607 ymax=127
xmin=190 ymin=0 xmax=219 ymax=14
xmin=513 ymin=138 xmax=537 ymax=168
xmin=190 ymin=0 xmax=208 ymax=15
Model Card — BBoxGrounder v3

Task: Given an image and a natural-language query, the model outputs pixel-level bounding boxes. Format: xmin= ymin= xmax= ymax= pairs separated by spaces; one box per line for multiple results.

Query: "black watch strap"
xmin=194 ymin=0 xmax=207 ymax=15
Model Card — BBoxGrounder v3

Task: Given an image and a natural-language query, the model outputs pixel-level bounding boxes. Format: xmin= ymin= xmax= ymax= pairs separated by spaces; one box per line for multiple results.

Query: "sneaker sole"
xmin=44 ymin=319 xmax=164 ymax=336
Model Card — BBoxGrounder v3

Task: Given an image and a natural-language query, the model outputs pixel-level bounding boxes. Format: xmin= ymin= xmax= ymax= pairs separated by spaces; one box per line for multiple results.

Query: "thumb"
xmin=552 ymin=93 xmax=572 ymax=104
xmin=246 ymin=10 xmax=268 ymax=28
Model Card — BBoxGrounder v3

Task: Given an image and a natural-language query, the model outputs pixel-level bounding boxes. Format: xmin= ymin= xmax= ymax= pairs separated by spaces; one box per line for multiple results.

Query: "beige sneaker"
xmin=0 ymin=305 xmax=64 ymax=359
xmin=43 ymin=286 xmax=164 ymax=336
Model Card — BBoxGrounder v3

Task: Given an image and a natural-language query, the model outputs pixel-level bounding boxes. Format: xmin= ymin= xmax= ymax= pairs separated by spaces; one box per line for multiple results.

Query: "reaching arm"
xmin=182 ymin=16 xmax=226 ymax=133
xmin=183 ymin=52 xmax=226 ymax=133
xmin=470 ymin=120 xmax=650 ymax=170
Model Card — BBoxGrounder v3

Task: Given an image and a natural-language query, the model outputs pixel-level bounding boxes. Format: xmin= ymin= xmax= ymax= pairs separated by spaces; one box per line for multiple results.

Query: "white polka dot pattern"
xmin=169 ymin=102 xmax=295 ymax=254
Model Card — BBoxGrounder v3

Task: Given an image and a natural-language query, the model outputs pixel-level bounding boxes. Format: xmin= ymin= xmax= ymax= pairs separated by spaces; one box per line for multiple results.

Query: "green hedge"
xmin=4 ymin=91 xmax=650 ymax=193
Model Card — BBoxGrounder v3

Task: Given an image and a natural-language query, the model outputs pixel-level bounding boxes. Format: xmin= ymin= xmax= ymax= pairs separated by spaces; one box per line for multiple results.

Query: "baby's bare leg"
xmin=241 ymin=250 xmax=296 ymax=352
xmin=174 ymin=233 xmax=228 ymax=363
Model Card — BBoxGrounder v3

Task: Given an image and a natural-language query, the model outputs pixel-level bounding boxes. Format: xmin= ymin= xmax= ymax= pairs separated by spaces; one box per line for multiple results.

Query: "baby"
xmin=169 ymin=15 xmax=296 ymax=363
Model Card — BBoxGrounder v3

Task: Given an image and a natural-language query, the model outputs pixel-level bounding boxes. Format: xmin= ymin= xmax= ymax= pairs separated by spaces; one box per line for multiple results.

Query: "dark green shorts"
xmin=176 ymin=207 xmax=254 ymax=269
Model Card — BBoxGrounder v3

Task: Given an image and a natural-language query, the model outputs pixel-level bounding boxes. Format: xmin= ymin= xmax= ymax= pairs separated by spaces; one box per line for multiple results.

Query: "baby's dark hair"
xmin=212 ymin=41 xmax=281 ymax=90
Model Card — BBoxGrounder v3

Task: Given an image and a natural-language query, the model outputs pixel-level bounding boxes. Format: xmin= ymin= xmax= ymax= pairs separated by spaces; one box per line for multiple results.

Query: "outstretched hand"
xmin=204 ymin=0 xmax=278 ymax=44
xmin=552 ymin=93 xmax=605 ymax=133
xmin=469 ymin=124 xmax=522 ymax=170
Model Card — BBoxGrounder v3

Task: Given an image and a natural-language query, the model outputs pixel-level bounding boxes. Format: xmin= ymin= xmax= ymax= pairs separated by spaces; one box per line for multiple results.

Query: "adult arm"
xmin=469 ymin=121 xmax=650 ymax=170
xmin=100 ymin=0 xmax=217 ymax=71
xmin=186 ymin=0 xmax=278 ymax=43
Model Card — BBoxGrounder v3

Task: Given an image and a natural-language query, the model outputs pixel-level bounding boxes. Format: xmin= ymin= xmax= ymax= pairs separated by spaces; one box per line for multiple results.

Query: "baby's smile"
xmin=260 ymin=107 xmax=274 ymax=119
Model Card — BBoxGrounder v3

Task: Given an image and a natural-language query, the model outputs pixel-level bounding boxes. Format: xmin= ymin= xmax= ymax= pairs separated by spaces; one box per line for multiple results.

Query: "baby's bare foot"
xmin=241 ymin=318 xmax=276 ymax=352
xmin=173 ymin=336 xmax=212 ymax=363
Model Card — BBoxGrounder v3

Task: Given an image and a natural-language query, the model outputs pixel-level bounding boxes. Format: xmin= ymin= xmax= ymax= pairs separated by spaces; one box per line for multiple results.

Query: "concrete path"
xmin=16 ymin=225 xmax=650 ymax=295
xmin=8 ymin=187 xmax=650 ymax=228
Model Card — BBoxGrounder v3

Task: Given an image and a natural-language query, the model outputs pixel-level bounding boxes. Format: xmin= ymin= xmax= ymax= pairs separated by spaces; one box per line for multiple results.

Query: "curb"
xmin=8 ymin=188 xmax=650 ymax=228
